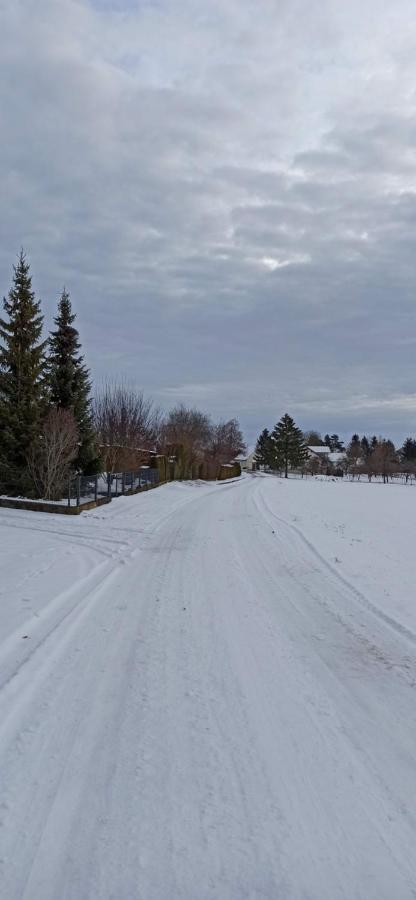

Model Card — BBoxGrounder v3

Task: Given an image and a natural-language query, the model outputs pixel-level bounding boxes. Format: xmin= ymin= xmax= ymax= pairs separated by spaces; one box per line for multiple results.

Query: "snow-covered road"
xmin=1 ymin=475 xmax=416 ymax=899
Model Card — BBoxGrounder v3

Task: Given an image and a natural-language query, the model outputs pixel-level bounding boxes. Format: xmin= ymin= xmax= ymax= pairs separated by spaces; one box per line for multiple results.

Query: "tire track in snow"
xmin=255 ymin=480 xmax=416 ymax=649
xmin=1 ymin=477 xmax=416 ymax=899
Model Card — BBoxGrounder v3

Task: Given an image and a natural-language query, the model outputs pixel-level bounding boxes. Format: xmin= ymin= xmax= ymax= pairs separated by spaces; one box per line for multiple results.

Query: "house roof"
xmin=328 ymin=451 xmax=346 ymax=463
xmin=235 ymin=448 xmax=255 ymax=461
xmin=308 ymin=445 xmax=330 ymax=455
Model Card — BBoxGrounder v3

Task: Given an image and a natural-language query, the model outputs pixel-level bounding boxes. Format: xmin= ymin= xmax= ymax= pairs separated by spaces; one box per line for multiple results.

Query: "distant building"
xmin=307 ymin=445 xmax=346 ymax=473
xmin=234 ymin=449 xmax=257 ymax=472
xmin=307 ymin=445 xmax=331 ymax=462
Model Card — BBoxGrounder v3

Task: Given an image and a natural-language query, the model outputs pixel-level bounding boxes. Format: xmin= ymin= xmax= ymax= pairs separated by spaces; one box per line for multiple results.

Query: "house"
xmin=234 ymin=448 xmax=257 ymax=472
xmin=327 ymin=451 xmax=346 ymax=468
xmin=307 ymin=446 xmax=346 ymax=473
xmin=307 ymin=445 xmax=331 ymax=462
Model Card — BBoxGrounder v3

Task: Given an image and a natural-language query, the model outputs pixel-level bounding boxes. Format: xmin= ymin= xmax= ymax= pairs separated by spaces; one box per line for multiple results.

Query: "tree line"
xmin=255 ymin=417 xmax=416 ymax=483
xmin=343 ymin=434 xmax=416 ymax=483
xmin=0 ymin=253 xmax=245 ymax=499
xmin=95 ymin=386 xmax=245 ymax=481
xmin=305 ymin=431 xmax=416 ymax=482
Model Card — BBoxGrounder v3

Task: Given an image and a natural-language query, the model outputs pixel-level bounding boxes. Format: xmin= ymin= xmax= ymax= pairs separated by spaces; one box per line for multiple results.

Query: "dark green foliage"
xmin=0 ymin=252 xmax=46 ymax=493
xmin=48 ymin=289 xmax=100 ymax=473
xmin=361 ymin=436 xmax=370 ymax=458
xmin=324 ymin=433 xmax=344 ymax=451
xmin=271 ymin=413 xmax=308 ymax=478
xmin=401 ymin=437 xmax=416 ymax=461
xmin=345 ymin=433 xmax=362 ymax=477
xmin=332 ymin=434 xmax=344 ymax=451
xmin=255 ymin=428 xmax=275 ymax=468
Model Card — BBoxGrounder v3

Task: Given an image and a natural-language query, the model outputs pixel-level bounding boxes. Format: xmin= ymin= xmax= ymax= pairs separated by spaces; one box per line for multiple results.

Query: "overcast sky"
xmin=1 ymin=0 xmax=416 ymax=445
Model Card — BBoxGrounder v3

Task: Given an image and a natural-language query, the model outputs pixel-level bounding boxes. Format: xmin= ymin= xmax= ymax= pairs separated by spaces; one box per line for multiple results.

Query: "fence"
xmin=67 ymin=466 xmax=160 ymax=508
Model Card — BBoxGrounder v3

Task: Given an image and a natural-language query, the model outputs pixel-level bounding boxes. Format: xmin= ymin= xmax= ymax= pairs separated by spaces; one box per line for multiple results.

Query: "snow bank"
xmin=261 ymin=474 xmax=416 ymax=637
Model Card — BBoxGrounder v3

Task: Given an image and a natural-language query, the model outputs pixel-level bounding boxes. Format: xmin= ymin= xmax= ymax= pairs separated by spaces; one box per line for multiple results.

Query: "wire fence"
xmin=67 ymin=467 xmax=160 ymax=507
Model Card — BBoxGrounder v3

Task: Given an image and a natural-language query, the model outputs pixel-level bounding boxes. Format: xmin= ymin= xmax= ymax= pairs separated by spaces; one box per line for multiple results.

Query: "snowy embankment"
xmin=0 ymin=475 xmax=416 ymax=899
xmin=260 ymin=474 xmax=416 ymax=636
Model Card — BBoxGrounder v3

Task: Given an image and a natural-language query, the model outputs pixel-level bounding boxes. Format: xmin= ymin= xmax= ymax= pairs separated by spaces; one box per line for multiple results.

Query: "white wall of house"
xmin=235 ymin=450 xmax=257 ymax=471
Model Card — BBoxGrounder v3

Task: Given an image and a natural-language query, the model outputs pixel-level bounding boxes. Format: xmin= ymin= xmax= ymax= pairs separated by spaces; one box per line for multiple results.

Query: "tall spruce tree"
xmin=361 ymin=435 xmax=370 ymax=458
xmin=48 ymin=289 xmax=99 ymax=473
xmin=325 ymin=433 xmax=344 ymax=451
xmin=0 ymin=251 xmax=46 ymax=493
xmin=401 ymin=437 xmax=416 ymax=461
xmin=255 ymin=428 xmax=275 ymax=468
xmin=271 ymin=413 xmax=308 ymax=478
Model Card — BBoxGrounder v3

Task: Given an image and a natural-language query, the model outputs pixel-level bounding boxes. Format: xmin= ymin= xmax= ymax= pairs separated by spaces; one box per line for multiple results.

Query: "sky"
xmin=1 ymin=0 xmax=416 ymax=446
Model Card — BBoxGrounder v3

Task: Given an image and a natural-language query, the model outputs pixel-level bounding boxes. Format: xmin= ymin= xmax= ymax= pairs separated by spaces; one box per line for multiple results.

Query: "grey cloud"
xmin=1 ymin=0 xmax=416 ymax=447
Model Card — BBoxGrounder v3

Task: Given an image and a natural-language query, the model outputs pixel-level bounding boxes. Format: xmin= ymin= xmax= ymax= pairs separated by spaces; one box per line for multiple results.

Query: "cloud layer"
xmin=1 ymin=0 xmax=416 ymax=443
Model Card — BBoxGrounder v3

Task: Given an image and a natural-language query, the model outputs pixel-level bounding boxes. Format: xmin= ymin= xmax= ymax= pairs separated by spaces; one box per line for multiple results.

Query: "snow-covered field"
xmin=0 ymin=474 xmax=415 ymax=899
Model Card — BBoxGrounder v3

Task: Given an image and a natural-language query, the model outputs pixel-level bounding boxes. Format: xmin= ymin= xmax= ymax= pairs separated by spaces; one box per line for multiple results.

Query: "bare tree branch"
xmin=27 ymin=408 xmax=79 ymax=500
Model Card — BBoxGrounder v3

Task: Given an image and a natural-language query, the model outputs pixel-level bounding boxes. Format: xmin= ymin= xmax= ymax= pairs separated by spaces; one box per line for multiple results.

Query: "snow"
xmin=308 ymin=445 xmax=330 ymax=454
xmin=0 ymin=475 xmax=416 ymax=898
xmin=328 ymin=450 xmax=346 ymax=463
xmin=235 ymin=447 xmax=255 ymax=461
xmin=263 ymin=474 xmax=416 ymax=635
xmin=1 ymin=494 xmax=94 ymax=507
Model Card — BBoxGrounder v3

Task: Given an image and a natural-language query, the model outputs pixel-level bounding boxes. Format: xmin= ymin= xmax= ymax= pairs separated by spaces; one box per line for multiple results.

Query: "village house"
xmin=234 ymin=448 xmax=257 ymax=472
xmin=307 ymin=446 xmax=346 ymax=474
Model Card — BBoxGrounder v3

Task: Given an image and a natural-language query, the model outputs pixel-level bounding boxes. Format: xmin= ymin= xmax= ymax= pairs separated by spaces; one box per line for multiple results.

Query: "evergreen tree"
xmin=329 ymin=434 xmax=344 ymax=451
xmin=48 ymin=289 xmax=99 ymax=473
xmin=271 ymin=413 xmax=308 ymax=478
xmin=346 ymin=433 xmax=362 ymax=478
xmin=324 ymin=433 xmax=344 ymax=451
xmin=255 ymin=428 xmax=275 ymax=468
xmin=370 ymin=435 xmax=378 ymax=452
xmin=361 ymin=435 xmax=370 ymax=458
xmin=401 ymin=437 xmax=416 ymax=461
xmin=0 ymin=251 xmax=46 ymax=493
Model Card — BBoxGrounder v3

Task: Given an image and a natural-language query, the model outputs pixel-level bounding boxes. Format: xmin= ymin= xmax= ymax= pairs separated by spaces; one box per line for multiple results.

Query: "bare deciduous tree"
xmin=208 ymin=419 xmax=246 ymax=469
xmin=160 ymin=406 xmax=245 ymax=479
xmin=306 ymin=454 xmax=322 ymax=476
xmin=93 ymin=383 xmax=161 ymax=472
xmin=303 ymin=430 xmax=324 ymax=446
xmin=160 ymin=405 xmax=212 ymax=478
xmin=366 ymin=439 xmax=398 ymax=483
xmin=162 ymin=405 xmax=211 ymax=453
xmin=27 ymin=408 xmax=79 ymax=500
